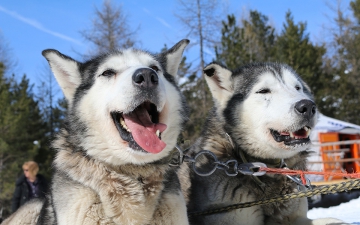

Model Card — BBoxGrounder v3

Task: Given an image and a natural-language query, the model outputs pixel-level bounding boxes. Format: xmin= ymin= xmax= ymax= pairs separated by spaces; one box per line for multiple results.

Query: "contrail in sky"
xmin=0 ymin=5 xmax=83 ymax=46
xmin=142 ymin=8 xmax=173 ymax=30
xmin=141 ymin=6 xmax=215 ymax=59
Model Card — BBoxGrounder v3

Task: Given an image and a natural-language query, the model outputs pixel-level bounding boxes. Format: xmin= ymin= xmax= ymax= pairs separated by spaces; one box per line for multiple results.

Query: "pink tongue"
xmin=122 ymin=106 xmax=167 ymax=153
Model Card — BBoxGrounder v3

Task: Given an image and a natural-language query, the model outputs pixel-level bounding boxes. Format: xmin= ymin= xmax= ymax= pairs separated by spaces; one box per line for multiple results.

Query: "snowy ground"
xmin=308 ymin=197 xmax=360 ymax=224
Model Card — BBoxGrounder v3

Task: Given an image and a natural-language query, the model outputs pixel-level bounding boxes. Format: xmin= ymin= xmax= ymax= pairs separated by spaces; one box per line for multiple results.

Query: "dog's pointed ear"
xmin=42 ymin=49 xmax=81 ymax=106
xmin=204 ymin=63 xmax=233 ymax=106
xmin=159 ymin=39 xmax=189 ymax=76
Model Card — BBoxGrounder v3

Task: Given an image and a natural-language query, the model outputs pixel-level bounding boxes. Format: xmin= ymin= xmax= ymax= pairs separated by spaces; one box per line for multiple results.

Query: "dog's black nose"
xmin=294 ymin=99 xmax=316 ymax=119
xmin=132 ymin=68 xmax=159 ymax=88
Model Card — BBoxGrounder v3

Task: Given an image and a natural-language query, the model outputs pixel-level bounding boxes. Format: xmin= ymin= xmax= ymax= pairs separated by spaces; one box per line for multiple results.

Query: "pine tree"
xmin=215 ymin=14 xmax=247 ymax=68
xmin=216 ymin=11 xmax=276 ymax=68
xmin=321 ymin=0 xmax=360 ymax=124
xmin=275 ymin=11 xmax=327 ymax=104
xmin=242 ymin=10 xmax=276 ymax=62
xmin=34 ymin=67 xmax=67 ymax=179
xmin=179 ymin=71 xmax=212 ymax=145
xmin=0 ymin=69 xmax=46 ymax=218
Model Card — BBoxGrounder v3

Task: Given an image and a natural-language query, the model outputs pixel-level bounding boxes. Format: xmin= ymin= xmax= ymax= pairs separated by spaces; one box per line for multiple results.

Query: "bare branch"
xmin=80 ymin=0 xmax=139 ymax=57
xmin=174 ymin=0 xmax=226 ymax=107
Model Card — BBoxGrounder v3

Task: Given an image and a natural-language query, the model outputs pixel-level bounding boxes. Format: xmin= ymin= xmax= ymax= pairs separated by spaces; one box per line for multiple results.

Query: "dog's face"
xmin=43 ymin=40 xmax=189 ymax=165
xmin=204 ymin=63 xmax=318 ymax=159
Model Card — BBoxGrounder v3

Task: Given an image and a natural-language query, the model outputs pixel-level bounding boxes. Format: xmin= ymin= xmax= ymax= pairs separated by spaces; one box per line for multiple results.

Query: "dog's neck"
xmin=224 ymin=133 xmax=283 ymax=168
xmin=237 ymin=147 xmax=284 ymax=168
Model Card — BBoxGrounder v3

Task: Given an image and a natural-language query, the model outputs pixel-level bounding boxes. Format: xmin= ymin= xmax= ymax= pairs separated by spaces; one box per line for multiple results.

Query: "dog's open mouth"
xmin=270 ymin=127 xmax=311 ymax=146
xmin=111 ymin=102 xmax=167 ymax=154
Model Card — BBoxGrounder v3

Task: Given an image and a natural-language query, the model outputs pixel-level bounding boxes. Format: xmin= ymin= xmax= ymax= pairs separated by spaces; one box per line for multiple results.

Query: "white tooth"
xmin=120 ymin=117 xmax=130 ymax=132
xmin=304 ymin=127 xmax=309 ymax=131
xmin=290 ymin=132 xmax=295 ymax=138
xmin=156 ymin=130 xmax=160 ymax=137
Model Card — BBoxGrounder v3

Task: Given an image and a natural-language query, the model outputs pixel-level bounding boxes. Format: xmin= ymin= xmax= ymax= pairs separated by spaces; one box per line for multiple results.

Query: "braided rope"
xmin=188 ymin=179 xmax=360 ymax=217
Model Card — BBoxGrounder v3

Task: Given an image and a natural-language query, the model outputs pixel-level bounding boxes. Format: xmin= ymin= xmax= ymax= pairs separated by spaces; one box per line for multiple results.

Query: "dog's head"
xmin=43 ymin=39 xmax=189 ymax=165
xmin=204 ymin=62 xmax=318 ymax=159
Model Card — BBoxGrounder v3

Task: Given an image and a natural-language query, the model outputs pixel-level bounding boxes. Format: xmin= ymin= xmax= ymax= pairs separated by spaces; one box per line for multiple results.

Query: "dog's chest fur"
xmin=39 ymin=130 xmax=176 ymax=225
xmin=183 ymin=131 xmax=308 ymax=225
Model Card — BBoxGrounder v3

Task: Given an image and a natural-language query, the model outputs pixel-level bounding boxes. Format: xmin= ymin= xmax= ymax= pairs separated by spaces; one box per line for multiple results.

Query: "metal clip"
xmin=286 ymin=175 xmax=312 ymax=191
xmin=237 ymin=162 xmax=267 ymax=176
xmin=169 ymin=145 xmax=184 ymax=167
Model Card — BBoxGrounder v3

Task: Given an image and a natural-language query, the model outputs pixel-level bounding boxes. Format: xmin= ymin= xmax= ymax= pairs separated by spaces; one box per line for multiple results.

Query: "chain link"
xmin=169 ymin=145 xmax=360 ymax=217
xmin=170 ymin=145 xmax=266 ymax=177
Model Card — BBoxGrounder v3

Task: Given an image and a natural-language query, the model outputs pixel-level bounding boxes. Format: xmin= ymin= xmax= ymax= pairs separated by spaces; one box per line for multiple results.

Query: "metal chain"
xmin=170 ymin=145 xmax=313 ymax=191
xmin=170 ymin=145 xmax=266 ymax=177
xmin=170 ymin=145 xmax=360 ymax=217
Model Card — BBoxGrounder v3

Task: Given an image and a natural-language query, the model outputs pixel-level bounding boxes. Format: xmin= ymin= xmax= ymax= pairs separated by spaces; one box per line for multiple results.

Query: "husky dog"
xmin=181 ymin=62 xmax=346 ymax=225
xmin=3 ymin=40 xmax=190 ymax=225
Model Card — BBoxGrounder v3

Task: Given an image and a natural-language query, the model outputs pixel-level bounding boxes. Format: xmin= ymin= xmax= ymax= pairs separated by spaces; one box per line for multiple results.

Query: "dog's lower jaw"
xmin=244 ymin=143 xmax=306 ymax=160
xmin=270 ymin=128 xmax=311 ymax=146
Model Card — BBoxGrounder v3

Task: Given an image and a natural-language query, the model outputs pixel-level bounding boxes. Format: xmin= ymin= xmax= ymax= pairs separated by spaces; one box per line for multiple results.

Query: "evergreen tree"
xmin=215 ymin=14 xmax=246 ymax=68
xmin=0 ymin=68 xmax=45 ymax=218
xmin=179 ymin=71 xmax=212 ymax=145
xmin=34 ymin=68 xmax=67 ymax=179
xmin=216 ymin=11 xmax=276 ymax=68
xmin=275 ymin=11 xmax=327 ymax=105
xmin=242 ymin=11 xmax=276 ymax=62
xmin=321 ymin=0 xmax=360 ymax=124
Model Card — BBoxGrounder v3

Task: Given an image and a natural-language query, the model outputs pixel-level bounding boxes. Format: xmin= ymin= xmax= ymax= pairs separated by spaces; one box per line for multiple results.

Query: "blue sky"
xmin=0 ymin=0 xmax=352 ymax=89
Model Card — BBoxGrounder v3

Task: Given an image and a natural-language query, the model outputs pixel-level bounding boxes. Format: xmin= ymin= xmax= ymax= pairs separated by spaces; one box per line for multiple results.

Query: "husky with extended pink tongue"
xmin=2 ymin=40 xmax=190 ymax=225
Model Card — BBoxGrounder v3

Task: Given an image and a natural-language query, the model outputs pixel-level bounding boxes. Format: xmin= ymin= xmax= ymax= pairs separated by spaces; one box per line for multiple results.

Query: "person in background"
xmin=11 ymin=161 xmax=48 ymax=212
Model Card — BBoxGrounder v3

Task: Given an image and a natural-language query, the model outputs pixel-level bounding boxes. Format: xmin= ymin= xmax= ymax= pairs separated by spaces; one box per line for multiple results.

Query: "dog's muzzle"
xmin=270 ymin=99 xmax=316 ymax=146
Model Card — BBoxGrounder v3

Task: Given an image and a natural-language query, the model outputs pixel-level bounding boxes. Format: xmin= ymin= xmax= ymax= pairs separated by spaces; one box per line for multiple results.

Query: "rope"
xmin=260 ymin=167 xmax=360 ymax=185
xmin=188 ymin=179 xmax=360 ymax=217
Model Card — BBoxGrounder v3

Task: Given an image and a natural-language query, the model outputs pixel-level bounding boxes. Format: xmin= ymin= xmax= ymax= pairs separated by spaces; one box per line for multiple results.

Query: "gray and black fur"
xmin=181 ymin=62 xmax=345 ymax=225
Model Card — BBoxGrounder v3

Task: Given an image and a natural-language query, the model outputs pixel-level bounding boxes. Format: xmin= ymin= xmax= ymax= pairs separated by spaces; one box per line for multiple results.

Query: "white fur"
xmin=240 ymin=69 xmax=317 ymax=159
xmin=205 ymin=64 xmax=318 ymax=159
xmin=45 ymin=49 xmax=186 ymax=166
xmin=43 ymin=51 xmax=81 ymax=107
xmin=1 ymin=200 xmax=43 ymax=225
xmin=204 ymin=64 xmax=234 ymax=109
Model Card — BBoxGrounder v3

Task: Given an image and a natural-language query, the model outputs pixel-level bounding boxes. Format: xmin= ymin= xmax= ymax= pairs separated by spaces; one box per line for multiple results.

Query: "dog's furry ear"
xmin=204 ymin=63 xmax=233 ymax=107
xmin=159 ymin=39 xmax=189 ymax=76
xmin=42 ymin=49 xmax=81 ymax=106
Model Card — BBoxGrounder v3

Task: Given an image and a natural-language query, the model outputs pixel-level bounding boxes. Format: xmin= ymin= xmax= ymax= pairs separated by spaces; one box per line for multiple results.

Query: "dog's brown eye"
xmin=256 ymin=88 xmax=270 ymax=94
xmin=150 ymin=65 xmax=160 ymax=72
xmin=101 ymin=69 xmax=116 ymax=77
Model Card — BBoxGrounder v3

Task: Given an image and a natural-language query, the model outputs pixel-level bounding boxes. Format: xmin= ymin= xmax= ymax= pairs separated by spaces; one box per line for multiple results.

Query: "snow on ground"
xmin=308 ymin=197 xmax=360 ymax=224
